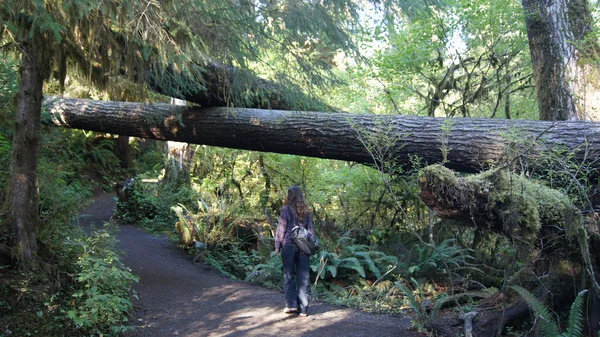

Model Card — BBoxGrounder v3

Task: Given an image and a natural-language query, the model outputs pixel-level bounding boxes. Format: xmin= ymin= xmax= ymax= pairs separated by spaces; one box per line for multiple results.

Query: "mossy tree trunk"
xmin=522 ymin=0 xmax=600 ymax=121
xmin=419 ymin=164 xmax=582 ymax=244
xmin=420 ymin=164 xmax=599 ymax=336
xmin=3 ymin=40 xmax=46 ymax=264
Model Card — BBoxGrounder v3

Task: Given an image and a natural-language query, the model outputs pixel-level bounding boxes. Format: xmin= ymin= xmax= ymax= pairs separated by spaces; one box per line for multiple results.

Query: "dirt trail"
xmin=79 ymin=192 xmax=422 ymax=337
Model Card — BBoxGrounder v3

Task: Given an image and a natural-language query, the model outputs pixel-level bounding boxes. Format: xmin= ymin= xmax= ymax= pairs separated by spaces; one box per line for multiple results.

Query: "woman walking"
xmin=274 ymin=186 xmax=314 ymax=317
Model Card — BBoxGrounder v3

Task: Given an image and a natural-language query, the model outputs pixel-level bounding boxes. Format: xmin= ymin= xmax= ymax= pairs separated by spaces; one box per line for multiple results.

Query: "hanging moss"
xmin=420 ymin=165 xmax=583 ymax=245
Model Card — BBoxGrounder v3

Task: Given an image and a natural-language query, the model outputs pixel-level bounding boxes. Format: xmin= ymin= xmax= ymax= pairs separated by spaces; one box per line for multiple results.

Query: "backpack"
xmin=291 ymin=226 xmax=318 ymax=256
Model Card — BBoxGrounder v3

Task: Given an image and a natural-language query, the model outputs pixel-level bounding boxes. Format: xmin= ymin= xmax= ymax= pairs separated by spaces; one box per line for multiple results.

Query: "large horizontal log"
xmin=44 ymin=97 xmax=600 ymax=173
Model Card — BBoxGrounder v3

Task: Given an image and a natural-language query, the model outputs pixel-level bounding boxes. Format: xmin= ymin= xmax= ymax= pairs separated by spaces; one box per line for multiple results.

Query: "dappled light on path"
xmin=80 ymin=193 xmax=419 ymax=337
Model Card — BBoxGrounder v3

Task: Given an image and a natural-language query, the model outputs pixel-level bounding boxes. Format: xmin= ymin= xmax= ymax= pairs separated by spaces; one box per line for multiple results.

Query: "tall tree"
xmin=0 ymin=0 xmax=368 ymax=265
xmin=522 ymin=0 xmax=600 ymax=121
xmin=376 ymin=0 xmax=535 ymax=118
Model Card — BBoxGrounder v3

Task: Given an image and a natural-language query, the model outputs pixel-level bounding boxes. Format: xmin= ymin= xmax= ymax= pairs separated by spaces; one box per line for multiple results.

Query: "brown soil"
xmin=79 ymin=192 xmax=427 ymax=337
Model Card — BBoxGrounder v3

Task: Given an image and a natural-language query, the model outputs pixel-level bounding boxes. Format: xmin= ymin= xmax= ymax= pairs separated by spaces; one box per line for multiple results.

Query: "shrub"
xmin=63 ymin=228 xmax=139 ymax=336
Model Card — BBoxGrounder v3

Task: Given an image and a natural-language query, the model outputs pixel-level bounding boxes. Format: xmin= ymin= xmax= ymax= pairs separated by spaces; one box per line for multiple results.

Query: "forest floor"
xmin=79 ymin=192 xmax=428 ymax=337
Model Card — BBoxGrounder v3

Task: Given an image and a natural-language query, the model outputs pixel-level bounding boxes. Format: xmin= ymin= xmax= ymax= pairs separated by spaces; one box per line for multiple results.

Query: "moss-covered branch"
xmin=419 ymin=164 xmax=582 ymax=244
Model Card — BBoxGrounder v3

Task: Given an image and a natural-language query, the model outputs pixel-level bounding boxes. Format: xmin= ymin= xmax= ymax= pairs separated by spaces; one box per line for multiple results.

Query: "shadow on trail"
xmin=78 ymin=192 xmax=420 ymax=337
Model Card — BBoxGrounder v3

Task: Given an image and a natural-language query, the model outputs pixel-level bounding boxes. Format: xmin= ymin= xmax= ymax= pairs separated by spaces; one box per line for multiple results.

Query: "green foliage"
xmin=115 ymin=179 xmax=160 ymax=225
xmin=245 ymin=251 xmax=284 ymax=288
xmin=115 ymin=178 xmax=193 ymax=233
xmin=396 ymin=277 xmax=448 ymax=333
xmin=0 ymin=133 xmax=11 ymax=189
xmin=511 ymin=286 xmax=588 ymax=337
xmin=0 ymin=58 xmax=18 ymax=124
xmin=171 ymin=196 xmax=244 ymax=248
xmin=311 ymin=237 xmax=398 ymax=282
xmin=83 ymin=138 xmax=119 ymax=169
xmin=62 ymin=228 xmax=138 ymax=336
xmin=373 ymin=0 xmax=536 ymax=118
xmin=405 ymin=239 xmax=473 ymax=278
xmin=203 ymin=244 xmax=253 ymax=280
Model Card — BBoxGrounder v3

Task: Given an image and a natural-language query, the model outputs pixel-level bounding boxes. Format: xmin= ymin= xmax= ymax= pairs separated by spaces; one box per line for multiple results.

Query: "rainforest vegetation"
xmin=2 ymin=0 xmax=600 ymax=336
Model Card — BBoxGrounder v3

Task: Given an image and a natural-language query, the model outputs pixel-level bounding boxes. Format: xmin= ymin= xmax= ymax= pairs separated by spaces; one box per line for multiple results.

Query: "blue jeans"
xmin=282 ymin=244 xmax=311 ymax=313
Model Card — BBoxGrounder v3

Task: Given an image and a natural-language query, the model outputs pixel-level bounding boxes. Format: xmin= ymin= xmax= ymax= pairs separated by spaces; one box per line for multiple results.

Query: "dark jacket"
xmin=274 ymin=205 xmax=314 ymax=254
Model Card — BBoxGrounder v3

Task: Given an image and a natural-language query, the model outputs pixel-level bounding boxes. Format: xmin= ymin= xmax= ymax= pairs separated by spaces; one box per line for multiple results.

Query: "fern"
xmin=354 ymin=251 xmax=382 ymax=279
xmin=408 ymin=238 xmax=473 ymax=277
xmin=311 ymin=243 xmax=398 ymax=283
xmin=245 ymin=253 xmax=282 ymax=286
xmin=562 ymin=289 xmax=588 ymax=337
xmin=396 ymin=280 xmax=421 ymax=315
xmin=338 ymin=257 xmax=366 ymax=278
xmin=395 ymin=277 xmax=440 ymax=332
xmin=511 ymin=286 xmax=588 ymax=337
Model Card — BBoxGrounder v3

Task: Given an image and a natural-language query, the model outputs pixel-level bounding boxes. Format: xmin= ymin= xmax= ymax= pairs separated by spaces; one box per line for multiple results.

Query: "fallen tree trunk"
xmin=44 ymin=97 xmax=600 ymax=174
xmin=420 ymin=164 xmax=600 ymax=336
xmin=419 ymin=164 xmax=583 ymax=243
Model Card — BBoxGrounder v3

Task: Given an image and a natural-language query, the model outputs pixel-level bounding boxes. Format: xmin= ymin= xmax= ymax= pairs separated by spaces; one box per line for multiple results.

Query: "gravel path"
xmin=79 ymin=192 xmax=423 ymax=337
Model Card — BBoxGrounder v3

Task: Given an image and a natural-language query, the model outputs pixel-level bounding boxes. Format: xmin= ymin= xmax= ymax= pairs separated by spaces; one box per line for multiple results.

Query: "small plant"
xmin=396 ymin=277 xmax=448 ymax=334
xmin=406 ymin=238 xmax=473 ymax=278
xmin=439 ymin=119 xmax=455 ymax=164
xmin=311 ymin=238 xmax=399 ymax=289
xmin=63 ymin=228 xmax=139 ymax=336
xmin=245 ymin=251 xmax=283 ymax=288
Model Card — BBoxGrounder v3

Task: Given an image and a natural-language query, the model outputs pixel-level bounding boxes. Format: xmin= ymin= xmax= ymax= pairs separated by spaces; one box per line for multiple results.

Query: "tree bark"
xmin=45 ymin=96 xmax=600 ymax=174
xmin=116 ymin=136 xmax=133 ymax=169
xmin=522 ymin=0 xmax=600 ymax=121
xmin=3 ymin=41 xmax=45 ymax=263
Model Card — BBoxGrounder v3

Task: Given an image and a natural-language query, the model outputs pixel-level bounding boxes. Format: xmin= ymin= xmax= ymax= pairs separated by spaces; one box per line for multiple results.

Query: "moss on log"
xmin=419 ymin=164 xmax=582 ymax=244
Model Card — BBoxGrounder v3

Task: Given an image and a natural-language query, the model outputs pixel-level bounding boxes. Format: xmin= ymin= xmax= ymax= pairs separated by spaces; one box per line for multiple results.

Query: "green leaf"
xmin=511 ymin=286 xmax=560 ymax=337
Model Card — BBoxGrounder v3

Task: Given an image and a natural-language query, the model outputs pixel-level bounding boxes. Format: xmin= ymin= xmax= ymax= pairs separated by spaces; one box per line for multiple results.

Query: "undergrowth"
xmin=1 ymin=120 xmax=137 ymax=336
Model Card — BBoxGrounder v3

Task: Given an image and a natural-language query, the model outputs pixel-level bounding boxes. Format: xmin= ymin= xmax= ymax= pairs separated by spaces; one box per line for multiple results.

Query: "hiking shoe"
xmin=299 ymin=312 xmax=308 ymax=317
xmin=283 ymin=307 xmax=298 ymax=314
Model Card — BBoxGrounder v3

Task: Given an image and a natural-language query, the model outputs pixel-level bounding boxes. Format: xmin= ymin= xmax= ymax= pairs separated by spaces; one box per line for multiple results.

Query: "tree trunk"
xmin=163 ymin=98 xmax=193 ymax=184
xmin=116 ymin=135 xmax=133 ymax=169
xmin=522 ymin=0 xmax=600 ymax=121
xmin=419 ymin=164 xmax=582 ymax=244
xmin=45 ymin=96 xmax=600 ymax=174
xmin=3 ymin=42 xmax=44 ymax=263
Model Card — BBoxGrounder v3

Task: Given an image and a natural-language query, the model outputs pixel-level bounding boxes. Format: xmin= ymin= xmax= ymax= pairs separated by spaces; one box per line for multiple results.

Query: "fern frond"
xmin=345 ymin=244 xmax=369 ymax=254
xmin=511 ymin=286 xmax=560 ymax=337
xmin=339 ymin=257 xmax=366 ymax=278
xmin=396 ymin=281 xmax=421 ymax=315
xmin=326 ymin=265 xmax=338 ymax=278
xmin=562 ymin=289 xmax=588 ymax=337
xmin=376 ymin=255 xmax=399 ymax=266
xmin=354 ymin=251 xmax=382 ymax=279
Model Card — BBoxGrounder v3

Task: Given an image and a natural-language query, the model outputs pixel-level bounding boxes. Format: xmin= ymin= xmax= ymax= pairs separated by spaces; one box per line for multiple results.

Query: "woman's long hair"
xmin=284 ymin=186 xmax=310 ymax=221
